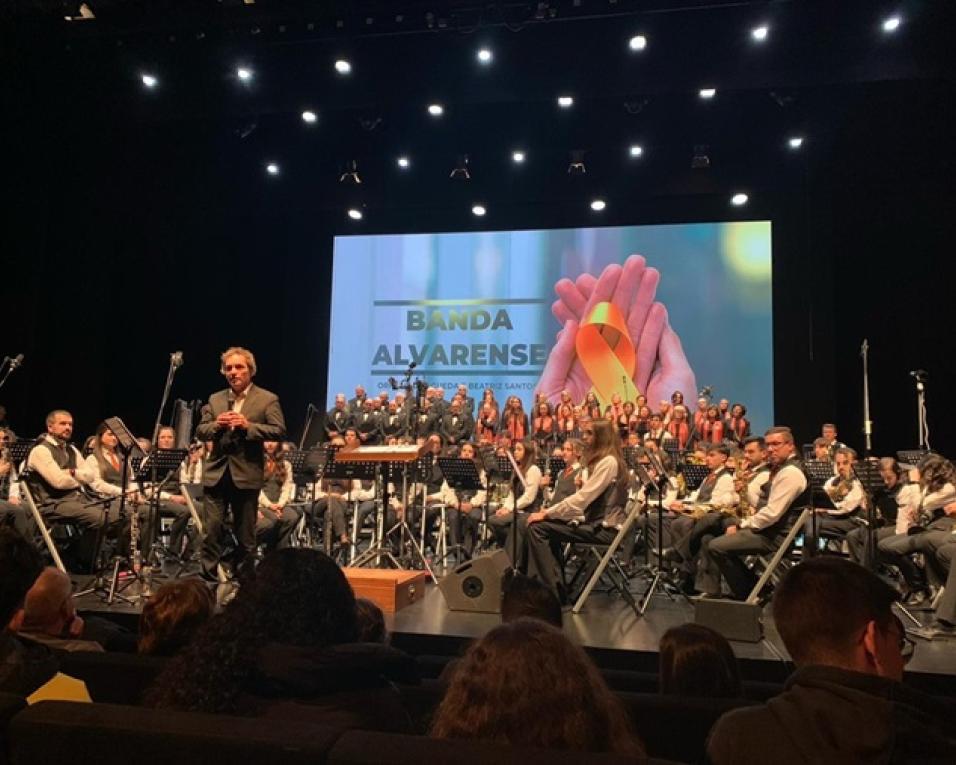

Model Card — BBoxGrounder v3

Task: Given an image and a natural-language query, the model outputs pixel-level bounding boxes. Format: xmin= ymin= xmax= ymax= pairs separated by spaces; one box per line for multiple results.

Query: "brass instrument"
xmin=825 ymin=474 xmax=855 ymax=504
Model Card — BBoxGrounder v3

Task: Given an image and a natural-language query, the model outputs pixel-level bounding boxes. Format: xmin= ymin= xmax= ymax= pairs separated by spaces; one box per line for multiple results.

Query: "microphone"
xmin=860 ymin=338 xmax=868 ymax=355
xmin=909 ymin=369 xmax=928 ymax=379
xmin=171 ymin=351 xmax=184 ymax=368
xmin=408 ymin=361 xmax=417 ymax=370
xmin=8 ymin=354 xmax=24 ymax=370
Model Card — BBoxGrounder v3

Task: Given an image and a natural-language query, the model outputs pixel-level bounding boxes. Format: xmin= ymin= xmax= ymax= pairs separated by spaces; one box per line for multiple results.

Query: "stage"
xmin=72 ymin=569 xmax=956 ymax=694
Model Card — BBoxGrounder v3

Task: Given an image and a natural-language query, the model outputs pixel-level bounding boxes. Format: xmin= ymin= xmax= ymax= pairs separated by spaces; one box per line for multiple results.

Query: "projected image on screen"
xmin=329 ymin=222 xmax=773 ymax=432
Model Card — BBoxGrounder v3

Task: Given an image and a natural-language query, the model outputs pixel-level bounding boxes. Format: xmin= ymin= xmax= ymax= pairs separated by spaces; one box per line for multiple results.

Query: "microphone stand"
xmin=911 ymin=371 xmax=930 ymax=451
xmin=147 ymin=352 xmax=184 ymax=569
xmin=860 ymin=340 xmax=873 ymax=457
xmin=298 ymin=404 xmax=318 ymax=450
xmin=0 ymin=355 xmax=24 ymax=391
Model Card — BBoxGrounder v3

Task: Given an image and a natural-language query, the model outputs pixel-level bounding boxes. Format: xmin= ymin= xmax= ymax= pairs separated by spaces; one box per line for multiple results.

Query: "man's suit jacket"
xmin=441 ymin=412 xmax=472 ymax=444
xmin=325 ymin=407 xmax=352 ymax=436
xmin=196 ymin=384 xmax=286 ymax=490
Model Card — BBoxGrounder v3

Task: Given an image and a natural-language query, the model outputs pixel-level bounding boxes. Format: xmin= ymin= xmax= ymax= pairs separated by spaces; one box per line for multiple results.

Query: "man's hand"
xmin=943 ymin=502 xmax=956 ymax=518
xmin=67 ymin=614 xmax=85 ymax=638
xmin=526 ymin=511 xmax=548 ymax=524
xmin=725 ymin=525 xmax=738 ymax=535
xmin=460 ymin=502 xmax=472 ymax=513
xmin=495 ymin=508 xmax=510 ymax=518
xmin=170 ymin=495 xmax=187 ymax=506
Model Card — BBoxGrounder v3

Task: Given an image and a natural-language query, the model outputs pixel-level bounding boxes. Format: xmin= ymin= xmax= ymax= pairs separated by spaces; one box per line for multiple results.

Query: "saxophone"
xmin=826 ymin=474 xmax=855 ymax=504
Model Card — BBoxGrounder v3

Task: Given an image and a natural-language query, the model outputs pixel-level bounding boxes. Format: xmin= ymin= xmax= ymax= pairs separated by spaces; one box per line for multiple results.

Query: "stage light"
xmin=731 ymin=192 xmax=749 ymax=206
xmin=301 ymin=110 xmax=317 ymax=123
xmin=472 ymin=204 xmax=487 ymax=217
xmin=141 ymin=74 xmax=158 ymax=88
xmin=512 ymin=150 xmax=526 ymax=164
xmin=397 ymin=156 xmax=410 ymax=169
xmin=477 ymin=48 xmax=493 ymax=64
xmin=568 ymin=150 xmax=586 ymax=176
xmin=339 ymin=160 xmax=361 ymax=185
xmin=334 ymin=59 xmax=352 ymax=74
xmin=347 ymin=208 xmax=363 ymax=220
xmin=882 ymin=15 xmax=902 ymax=33
xmin=265 ymin=162 xmax=279 ymax=176
xmin=628 ymin=34 xmax=647 ymax=51
xmin=788 ymin=136 xmax=804 ymax=149
xmin=450 ymin=154 xmax=471 ymax=179
xmin=557 ymin=95 xmax=574 ymax=108
xmin=237 ymin=67 xmax=253 ymax=82
xmin=590 ymin=199 xmax=606 ymax=212
xmin=427 ymin=103 xmax=444 ymax=116
xmin=751 ymin=24 xmax=769 ymax=42
xmin=629 ymin=144 xmax=644 ymax=158
xmin=699 ymin=88 xmax=716 ymax=99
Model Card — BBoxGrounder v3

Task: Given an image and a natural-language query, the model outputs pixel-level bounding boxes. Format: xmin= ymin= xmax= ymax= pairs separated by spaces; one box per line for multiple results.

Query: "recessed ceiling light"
xmin=731 ymin=192 xmax=749 ymax=206
xmin=477 ymin=48 xmax=493 ymax=64
xmin=628 ymin=35 xmax=647 ymax=51
xmin=751 ymin=25 xmax=769 ymax=42
xmin=590 ymin=199 xmax=607 ymax=212
xmin=427 ymin=103 xmax=444 ymax=116
xmin=265 ymin=162 xmax=279 ymax=176
xmin=472 ymin=204 xmax=487 ymax=217
xmin=397 ymin=156 xmax=410 ymax=168
xmin=882 ymin=15 xmax=902 ymax=33
xmin=557 ymin=95 xmax=574 ymax=108
xmin=301 ymin=110 xmax=317 ymax=123
xmin=512 ymin=150 xmax=526 ymax=163
xmin=699 ymin=88 xmax=716 ymax=99
xmin=141 ymin=73 xmax=158 ymax=88
xmin=237 ymin=67 xmax=253 ymax=82
xmin=334 ymin=59 xmax=352 ymax=74
xmin=347 ymin=208 xmax=363 ymax=220
xmin=629 ymin=144 xmax=644 ymax=158
xmin=788 ymin=136 xmax=804 ymax=149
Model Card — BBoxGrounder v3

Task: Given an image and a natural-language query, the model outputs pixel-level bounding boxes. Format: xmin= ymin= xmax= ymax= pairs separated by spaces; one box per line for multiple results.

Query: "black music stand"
xmin=804 ymin=459 xmax=837 ymax=557
xmin=437 ymin=457 xmax=484 ymax=564
xmin=322 ymin=449 xmax=376 ymax=555
xmin=896 ymin=449 xmax=933 ymax=467
xmin=536 ymin=456 xmax=567 ymax=485
xmin=851 ymin=460 xmax=885 ymax=571
xmin=136 ymin=448 xmax=188 ymax=570
xmin=662 ymin=439 xmax=682 ymax=469
xmin=9 ymin=438 xmax=36 ymax=467
xmin=681 ymin=464 xmax=710 ymax=492
xmin=639 ymin=450 xmax=690 ymax=613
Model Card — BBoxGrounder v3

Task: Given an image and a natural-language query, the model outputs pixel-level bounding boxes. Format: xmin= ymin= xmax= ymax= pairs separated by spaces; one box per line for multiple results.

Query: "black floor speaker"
xmin=694 ymin=598 xmax=764 ymax=643
xmin=438 ymin=550 xmax=510 ymax=613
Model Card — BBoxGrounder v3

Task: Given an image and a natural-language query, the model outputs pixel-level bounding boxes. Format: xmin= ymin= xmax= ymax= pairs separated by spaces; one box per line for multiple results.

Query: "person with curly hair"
xmin=138 ymin=579 xmax=215 ymax=657
xmin=431 ymin=618 xmax=643 ymax=756
xmin=147 ymin=549 xmax=416 ymax=729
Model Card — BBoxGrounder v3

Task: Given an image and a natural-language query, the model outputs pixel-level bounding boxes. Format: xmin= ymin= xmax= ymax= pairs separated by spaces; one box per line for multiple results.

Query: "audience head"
xmin=354 ymin=598 xmax=388 ymax=644
xmin=139 ymin=579 xmax=215 ymax=656
xmin=15 ymin=567 xmax=78 ymax=637
xmin=0 ymin=528 xmax=43 ymax=630
xmin=501 ymin=573 xmax=562 ymax=628
xmin=773 ymin=557 xmax=910 ymax=681
xmin=431 ymin=619 xmax=643 ymax=756
xmin=659 ymin=623 xmax=743 ymax=699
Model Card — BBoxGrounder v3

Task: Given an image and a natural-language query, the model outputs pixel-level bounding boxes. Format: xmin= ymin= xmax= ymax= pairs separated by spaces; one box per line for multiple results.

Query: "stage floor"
xmin=73 ymin=569 xmax=956 ymax=684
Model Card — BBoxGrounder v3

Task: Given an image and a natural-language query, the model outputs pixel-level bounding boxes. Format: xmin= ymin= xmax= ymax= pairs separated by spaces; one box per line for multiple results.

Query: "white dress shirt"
xmin=741 ymin=462 xmax=808 ymax=531
xmin=27 ymin=436 xmax=96 ymax=491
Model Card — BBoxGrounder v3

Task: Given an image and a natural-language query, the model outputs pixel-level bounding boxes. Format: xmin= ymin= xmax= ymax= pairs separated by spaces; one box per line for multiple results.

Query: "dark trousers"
xmin=202 ymin=470 xmax=258 ymax=579
xmin=447 ymin=506 xmax=483 ymax=557
xmin=935 ymin=541 xmax=956 ymax=625
xmin=877 ymin=518 xmax=955 ymax=589
xmin=526 ymin=519 xmax=616 ymax=599
xmin=0 ymin=499 xmax=35 ymax=539
xmin=255 ymin=505 xmax=302 ymax=553
xmin=846 ymin=524 xmax=896 ymax=567
xmin=700 ymin=526 xmax=787 ymax=599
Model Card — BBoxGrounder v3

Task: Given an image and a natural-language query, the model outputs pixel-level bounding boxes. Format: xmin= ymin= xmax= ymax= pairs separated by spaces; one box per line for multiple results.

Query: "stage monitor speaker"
xmin=438 ymin=550 xmax=510 ymax=613
xmin=694 ymin=598 xmax=764 ymax=643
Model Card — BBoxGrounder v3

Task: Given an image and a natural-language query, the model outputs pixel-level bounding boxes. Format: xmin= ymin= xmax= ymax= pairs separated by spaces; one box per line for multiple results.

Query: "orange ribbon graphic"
xmin=575 ymin=301 xmax=640 ymax=406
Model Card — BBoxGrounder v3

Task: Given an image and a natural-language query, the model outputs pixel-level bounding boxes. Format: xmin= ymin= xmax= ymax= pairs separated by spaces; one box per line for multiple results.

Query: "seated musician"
xmin=846 ymin=457 xmax=914 ymax=567
xmin=255 ymin=441 xmax=300 ymax=553
xmin=817 ymin=447 xmax=864 ymax=543
xmin=1 ymin=430 xmax=33 ymax=539
xmin=141 ymin=426 xmax=195 ymax=559
xmin=924 ymin=509 xmax=956 ymax=637
xmin=325 ymin=393 xmax=352 ymax=441
xmin=440 ymin=442 xmax=486 ymax=558
xmin=488 ymin=439 xmax=542 ymax=551
xmin=699 ymin=427 xmax=809 ymax=600
xmin=25 ymin=411 xmax=124 ymax=568
xmin=307 ymin=434 xmax=352 ymax=551
xmin=811 ymin=436 xmax=832 ymax=463
xmin=820 ymin=422 xmax=846 ymax=460
xmin=523 ymin=420 xmax=629 ymax=602
xmin=412 ymin=434 xmax=446 ymax=554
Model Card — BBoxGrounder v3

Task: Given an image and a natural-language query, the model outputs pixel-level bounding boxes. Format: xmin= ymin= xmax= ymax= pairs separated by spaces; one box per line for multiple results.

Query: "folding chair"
xmin=571 ymin=499 xmax=643 ymax=615
xmin=745 ymin=507 xmax=811 ymax=605
xmin=19 ymin=480 xmax=69 ymax=574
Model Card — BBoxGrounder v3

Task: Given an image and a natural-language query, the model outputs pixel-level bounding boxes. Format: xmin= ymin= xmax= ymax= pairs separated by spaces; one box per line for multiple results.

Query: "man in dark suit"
xmin=354 ymin=399 xmax=384 ymax=445
xmin=196 ymin=347 xmax=286 ymax=582
xmin=455 ymin=384 xmax=476 ymax=416
xmin=348 ymin=385 xmax=368 ymax=417
xmin=440 ymin=400 xmax=472 ymax=446
xmin=325 ymin=393 xmax=351 ymax=440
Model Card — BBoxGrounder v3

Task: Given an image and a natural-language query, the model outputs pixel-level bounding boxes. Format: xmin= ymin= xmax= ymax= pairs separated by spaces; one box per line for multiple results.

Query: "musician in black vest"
xmin=255 ymin=441 xmax=300 ymax=553
xmin=324 ymin=394 xmax=352 ymax=440
xmin=441 ymin=442 xmax=486 ymax=557
xmin=195 ymin=347 xmax=286 ymax=582
xmin=524 ymin=420 xmax=629 ymax=601
xmin=1 ymin=429 xmax=33 ymax=539
xmin=143 ymin=426 xmax=194 ymax=558
xmin=26 ymin=410 xmax=123 ymax=567
xmin=699 ymin=427 xmax=809 ymax=600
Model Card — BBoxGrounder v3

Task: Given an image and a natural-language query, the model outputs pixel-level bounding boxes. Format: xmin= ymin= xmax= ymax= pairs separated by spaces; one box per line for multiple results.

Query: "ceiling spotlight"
xmin=450 ymin=154 xmax=471 ymax=180
xmin=427 ymin=103 xmax=444 ymax=117
xmin=477 ymin=48 xmax=493 ymax=64
xmin=301 ymin=110 xmax=317 ymax=123
xmin=141 ymin=74 xmax=158 ymax=88
xmin=590 ymin=199 xmax=607 ymax=212
xmin=628 ymin=34 xmax=647 ymax=51
xmin=691 ymin=145 xmax=711 ymax=169
xmin=512 ymin=150 xmax=526 ymax=164
xmin=472 ymin=204 xmax=487 ymax=217
xmin=339 ymin=160 xmax=361 ymax=185
xmin=751 ymin=25 xmax=769 ymax=42
xmin=882 ymin=15 xmax=902 ymax=33
xmin=397 ymin=156 xmax=410 ymax=169
xmin=334 ymin=59 xmax=352 ymax=74
xmin=265 ymin=162 xmax=279 ymax=176
xmin=557 ymin=95 xmax=574 ymax=108
xmin=237 ymin=67 xmax=253 ymax=82
xmin=699 ymin=88 xmax=716 ymax=99
xmin=731 ymin=192 xmax=749 ymax=206
xmin=347 ymin=208 xmax=363 ymax=221
xmin=629 ymin=144 xmax=644 ymax=158
xmin=788 ymin=136 xmax=804 ymax=149
xmin=568 ymin=150 xmax=587 ymax=176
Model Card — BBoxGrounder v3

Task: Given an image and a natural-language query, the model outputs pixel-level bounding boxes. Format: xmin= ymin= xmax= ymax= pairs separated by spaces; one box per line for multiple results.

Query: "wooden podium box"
xmin=342 ymin=568 xmax=428 ymax=613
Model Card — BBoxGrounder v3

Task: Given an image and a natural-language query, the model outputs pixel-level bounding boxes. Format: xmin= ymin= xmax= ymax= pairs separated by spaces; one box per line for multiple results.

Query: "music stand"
xmin=662 ymin=439 xmax=681 ymax=466
xmin=321 ymin=449 xmax=376 ymax=555
xmin=681 ymin=464 xmax=710 ymax=492
xmin=896 ymin=449 xmax=933 ymax=468
xmin=136 ymin=448 xmax=188 ymax=570
xmin=851 ymin=460 xmax=885 ymax=571
xmin=804 ymin=459 xmax=837 ymax=557
xmin=536 ymin=456 xmax=567 ymax=484
xmin=9 ymin=438 xmax=36 ymax=467
xmin=437 ymin=457 xmax=484 ymax=564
